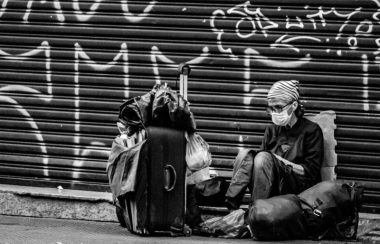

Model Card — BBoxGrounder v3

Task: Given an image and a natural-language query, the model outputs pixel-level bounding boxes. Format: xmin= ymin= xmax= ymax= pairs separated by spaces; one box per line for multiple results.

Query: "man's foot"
xmin=225 ymin=197 xmax=240 ymax=210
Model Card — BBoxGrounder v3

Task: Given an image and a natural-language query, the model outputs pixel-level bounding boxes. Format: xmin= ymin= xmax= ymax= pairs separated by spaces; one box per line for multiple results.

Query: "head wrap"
xmin=267 ymin=80 xmax=300 ymax=102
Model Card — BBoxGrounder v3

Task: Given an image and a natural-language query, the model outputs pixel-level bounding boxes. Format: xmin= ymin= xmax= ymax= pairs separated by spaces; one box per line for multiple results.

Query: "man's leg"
xmin=250 ymin=151 xmax=307 ymax=203
xmin=225 ymin=149 xmax=255 ymax=209
xmin=250 ymin=151 xmax=279 ymax=203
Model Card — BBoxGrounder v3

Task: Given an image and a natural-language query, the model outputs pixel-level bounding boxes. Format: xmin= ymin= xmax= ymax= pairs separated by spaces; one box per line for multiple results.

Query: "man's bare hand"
xmin=273 ymin=153 xmax=305 ymax=176
xmin=273 ymin=154 xmax=292 ymax=165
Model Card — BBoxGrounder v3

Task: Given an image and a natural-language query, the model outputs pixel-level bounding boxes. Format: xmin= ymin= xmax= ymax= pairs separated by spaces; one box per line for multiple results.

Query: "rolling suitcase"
xmin=116 ymin=63 xmax=192 ymax=236
xmin=146 ymin=126 xmax=188 ymax=235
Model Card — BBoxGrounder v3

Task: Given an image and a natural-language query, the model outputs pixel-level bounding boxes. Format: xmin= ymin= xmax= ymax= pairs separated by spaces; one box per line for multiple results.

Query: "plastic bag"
xmin=187 ymin=167 xmax=211 ymax=185
xmin=198 ymin=209 xmax=251 ymax=238
xmin=185 ymin=132 xmax=212 ymax=171
xmin=118 ymin=85 xmax=158 ymax=136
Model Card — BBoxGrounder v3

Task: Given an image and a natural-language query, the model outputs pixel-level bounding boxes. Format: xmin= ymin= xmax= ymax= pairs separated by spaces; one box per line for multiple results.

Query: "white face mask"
xmin=271 ymin=106 xmax=293 ymax=126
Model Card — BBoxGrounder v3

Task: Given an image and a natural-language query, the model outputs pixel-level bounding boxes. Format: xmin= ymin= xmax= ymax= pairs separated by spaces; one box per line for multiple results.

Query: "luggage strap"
xmin=298 ymin=197 xmax=323 ymax=217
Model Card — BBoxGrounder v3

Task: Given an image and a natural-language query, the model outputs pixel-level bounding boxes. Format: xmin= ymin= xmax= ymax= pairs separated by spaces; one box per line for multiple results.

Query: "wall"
xmin=0 ymin=0 xmax=379 ymax=212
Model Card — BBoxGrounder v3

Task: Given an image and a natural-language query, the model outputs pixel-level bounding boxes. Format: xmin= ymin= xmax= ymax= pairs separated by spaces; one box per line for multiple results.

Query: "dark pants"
xmin=226 ymin=150 xmax=311 ymax=206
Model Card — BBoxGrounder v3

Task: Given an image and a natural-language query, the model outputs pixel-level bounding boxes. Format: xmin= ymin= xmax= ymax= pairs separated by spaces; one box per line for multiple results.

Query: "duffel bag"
xmin=247 ymin=194 xmax=308 ymax=240
xmin=298 ymin=181 xmax=364 ymax=240
xmin=246 ymin=181 xmax=364 ymax=241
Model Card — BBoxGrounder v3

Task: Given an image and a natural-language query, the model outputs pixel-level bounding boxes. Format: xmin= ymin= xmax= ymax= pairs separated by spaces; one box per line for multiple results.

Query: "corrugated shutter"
xmin=0 ymin=1 xmax=379 ymax=212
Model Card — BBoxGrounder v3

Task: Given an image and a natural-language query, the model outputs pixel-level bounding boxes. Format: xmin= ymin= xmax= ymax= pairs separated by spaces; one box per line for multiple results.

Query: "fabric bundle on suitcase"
xmin=107 ymin=135 xmax=149 ymax=234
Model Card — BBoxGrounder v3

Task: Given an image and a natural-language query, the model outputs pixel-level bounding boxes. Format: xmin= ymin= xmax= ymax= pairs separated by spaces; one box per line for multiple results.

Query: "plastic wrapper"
xmin=185 ymin=132 xmax=212 ymax=171
xmin=186 ymin=167 xmax=211 ymax=185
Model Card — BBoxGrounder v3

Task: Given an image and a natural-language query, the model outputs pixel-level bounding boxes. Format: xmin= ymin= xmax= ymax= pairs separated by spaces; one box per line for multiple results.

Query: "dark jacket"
xmin=260 ymin=117 xmax=324 ymax=184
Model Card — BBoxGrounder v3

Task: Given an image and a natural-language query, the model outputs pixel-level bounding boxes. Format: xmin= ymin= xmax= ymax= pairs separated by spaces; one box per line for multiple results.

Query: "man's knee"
xmin=232 ymin=149 xmax=254 ymax=171
xmin=254 ymin=151 xmax=274 ymax=170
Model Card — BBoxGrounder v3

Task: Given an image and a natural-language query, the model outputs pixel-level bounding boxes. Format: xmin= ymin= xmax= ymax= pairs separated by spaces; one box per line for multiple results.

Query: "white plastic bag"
xmin=186 ymin=167 xmax=211 ymax=185
xmin=185 ymin=132 xmax=212 ymax=171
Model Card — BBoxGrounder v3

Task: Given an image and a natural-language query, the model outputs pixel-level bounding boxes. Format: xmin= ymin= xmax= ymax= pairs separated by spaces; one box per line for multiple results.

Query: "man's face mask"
xmin=269 ymin=102 xmax=296 ymax=126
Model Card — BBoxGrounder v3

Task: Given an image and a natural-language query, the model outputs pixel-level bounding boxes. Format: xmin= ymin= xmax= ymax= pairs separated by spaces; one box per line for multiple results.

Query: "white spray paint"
xmin=73 ymin=0 xmax=102 ymax=22
xmin=0 ymin=41 xmax=53 ymax=174
xmin=73 ymin=42 xmax=128 ymax=165
xmin=23 ymin=0 xmax=64 ymax=23
xmin=150 ymin=45 xmax=209 ymax=84
xmin=0 ymin=0 xmax=9 ymax=18
xmin=210 ymin=9 xmax=238 ymax=60
xmin=361 ymin=54 xmax=370 ymax=111
xmin=0 ymin=96 xmax=49 ymax=176
xmin=121 ymin=0 xmax=156 ymax=22
xmin=286 ymin=16 xmax=304 ymax=29
xmin=0 ymin=41 xmax=52 ymax=101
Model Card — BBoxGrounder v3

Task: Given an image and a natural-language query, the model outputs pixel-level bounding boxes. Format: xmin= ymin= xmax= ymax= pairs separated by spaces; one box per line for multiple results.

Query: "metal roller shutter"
xmin=0 ymin=0 xmax=379 ymax=212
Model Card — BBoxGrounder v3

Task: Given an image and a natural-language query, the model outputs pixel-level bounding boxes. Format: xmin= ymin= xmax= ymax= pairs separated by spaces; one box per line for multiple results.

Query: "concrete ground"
xmin=1 ymin=184 xmax=379 ymax=244
xmin=0 ymin=215 xmax=378 ymax=244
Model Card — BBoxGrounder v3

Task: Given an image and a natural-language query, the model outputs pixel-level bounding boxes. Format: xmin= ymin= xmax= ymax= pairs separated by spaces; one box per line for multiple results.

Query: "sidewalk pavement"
xmin=0 ymin=184 xmax=379 ymax=243
xmin=0 ymin=214 xmax=375 ymax=244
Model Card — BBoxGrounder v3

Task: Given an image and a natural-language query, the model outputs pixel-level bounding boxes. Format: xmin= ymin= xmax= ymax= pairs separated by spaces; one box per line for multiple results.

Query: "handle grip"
xmin=164 ymin=164 xmax=177 ymax=192
xmin=178 ymin=62 xmax=191 ymax=76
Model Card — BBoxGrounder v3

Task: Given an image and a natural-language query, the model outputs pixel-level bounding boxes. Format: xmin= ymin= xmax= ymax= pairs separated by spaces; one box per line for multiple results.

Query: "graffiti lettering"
xmin=73 ymin=42 xmax=128 ymax=166
xmin=286 ymin=16 xmax=304 ymax=29
xmin=0 ymin=41 xmax=52 ymax=101
xmin=23 ymin=0 xmax=64 ymax=23
xmin=121 ymin=0 xmax=156 ymax=22
xmin=0 ymin=41 xmax=52 ymax=176
xmin=73 ymin=0 xmax=102 ymax=22
xmin=361 ymin=54 xmax=370 ymax=111
xmin=151 ymin=46 xmax=209 ymax=84
xmin=0 ymin=0 xmax=8 ymax=18
xmin=1 ymin=0 xmax=155 ymax=23
xmin=1 ymin=0 xmax=380 ymax=184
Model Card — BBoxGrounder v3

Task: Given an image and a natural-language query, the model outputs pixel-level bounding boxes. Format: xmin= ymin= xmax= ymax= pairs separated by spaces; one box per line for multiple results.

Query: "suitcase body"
xmin=118 ymin=126 xmax=188 ymax=236
xmin=147 ymin=126 xmax=187 ymax=233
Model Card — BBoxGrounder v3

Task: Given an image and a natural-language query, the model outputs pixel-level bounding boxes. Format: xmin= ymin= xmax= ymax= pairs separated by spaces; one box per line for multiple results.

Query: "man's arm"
xmin=273 ymin=154 xmax=305 ymax=175
xmin=260 ymin=127 xmax=271 ymax=151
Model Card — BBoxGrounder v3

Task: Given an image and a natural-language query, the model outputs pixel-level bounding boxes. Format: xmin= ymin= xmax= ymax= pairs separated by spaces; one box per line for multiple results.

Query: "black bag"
xmin=247 ymin=181 xmax=364 ymax=241
xmin=118 ymin=85 xmax=158 ymax=136
xmin=151 ymin=84 xmax=196 ymax=132
xmin=298 ymin=181 xmax=364 ymax=240
xmin=247 ymin=194 xmax=308 ymax=240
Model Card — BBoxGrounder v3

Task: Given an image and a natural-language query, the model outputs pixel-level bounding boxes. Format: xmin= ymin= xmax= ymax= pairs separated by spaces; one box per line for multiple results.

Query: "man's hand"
xmin=273 ymin=154 xmax=292 ymax=165
xmin=273 ymin=154 xmax=305 ymax=176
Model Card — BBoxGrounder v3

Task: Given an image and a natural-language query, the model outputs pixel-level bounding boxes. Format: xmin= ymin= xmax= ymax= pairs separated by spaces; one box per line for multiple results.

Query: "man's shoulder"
xmin=301 ymin=117 xmax=323 ymax=132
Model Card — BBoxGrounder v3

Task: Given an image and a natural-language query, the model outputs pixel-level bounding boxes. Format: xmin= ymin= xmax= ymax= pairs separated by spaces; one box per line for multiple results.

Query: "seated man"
xmin=225 ymin=80 xmax=324 ymax=210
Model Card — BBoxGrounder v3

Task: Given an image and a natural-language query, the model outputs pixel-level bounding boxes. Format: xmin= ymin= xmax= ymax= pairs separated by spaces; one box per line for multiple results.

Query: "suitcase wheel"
xmin=183 ymin=225 xmax=192 ymax=237
xmin=169 ymin=224 xmax=192 ymax=237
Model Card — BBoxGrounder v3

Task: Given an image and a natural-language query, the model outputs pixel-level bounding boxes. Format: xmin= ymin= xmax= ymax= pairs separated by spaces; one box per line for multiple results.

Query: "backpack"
xmin=247 ymin=181 xmax=364 ymax=241
xmin=298 ymin=181 xmax=364 ymax=240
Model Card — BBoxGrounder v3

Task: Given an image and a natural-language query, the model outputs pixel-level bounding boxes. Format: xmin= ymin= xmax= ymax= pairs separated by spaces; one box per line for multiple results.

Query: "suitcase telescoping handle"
xmin=164 ymin=164 xmax=177 ymax=192
xmin=177 ymin=63 xmax=191 ymax=100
